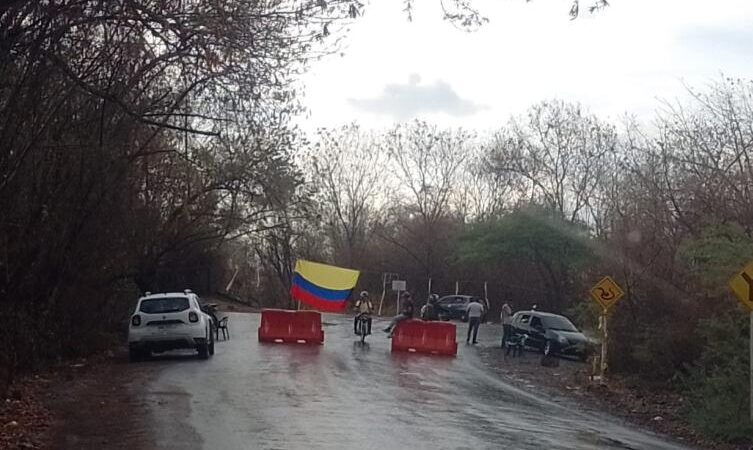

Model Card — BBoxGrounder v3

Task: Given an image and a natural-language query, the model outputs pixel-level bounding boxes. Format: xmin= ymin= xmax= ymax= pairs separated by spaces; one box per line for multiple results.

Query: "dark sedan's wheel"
xmin=578 ymin=352 xmax=589 ymax=362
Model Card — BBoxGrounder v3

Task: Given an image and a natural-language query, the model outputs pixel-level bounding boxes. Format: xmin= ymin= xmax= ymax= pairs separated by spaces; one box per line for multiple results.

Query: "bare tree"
xmin=451 ymin=148 xmax=518 ymax=222
xmin=386 ymin=121 xmax=471 ymax=225
xmin=399 ymin=0 xmax=608 ymax=27
xmin=377 ymin=121 xmax=470 ymax=277
xmin=0 ymin=0 xmax=358 ymax=381
xmin=488 ymin=100 xmax=617 ymax=222
xmin=654 ymin=79 xmax=753 ymax=230
xmin=306 ymin=124 xmax=387 ymax=266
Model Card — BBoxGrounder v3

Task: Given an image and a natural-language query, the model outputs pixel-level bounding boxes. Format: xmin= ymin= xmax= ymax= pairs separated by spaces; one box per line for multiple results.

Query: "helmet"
xmin=360 ymin=290 xmax=369 ymax=298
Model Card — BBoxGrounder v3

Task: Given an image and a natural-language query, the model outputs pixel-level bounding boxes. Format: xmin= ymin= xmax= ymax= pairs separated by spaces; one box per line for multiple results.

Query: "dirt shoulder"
xmin=477 ymin=345 xmax=747 ymax=450
xmin=0 ymin=350 xmax=156 ymax=450
xmin=46 ymin=351 xmax=157 ymax=450
xmin=0 ymin=373 xmax=52 ymax=449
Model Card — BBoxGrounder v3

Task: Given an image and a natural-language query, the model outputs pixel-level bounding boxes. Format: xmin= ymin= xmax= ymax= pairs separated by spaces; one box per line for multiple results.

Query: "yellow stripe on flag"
xmin=294 ymin=260 xmax=360 ymax=291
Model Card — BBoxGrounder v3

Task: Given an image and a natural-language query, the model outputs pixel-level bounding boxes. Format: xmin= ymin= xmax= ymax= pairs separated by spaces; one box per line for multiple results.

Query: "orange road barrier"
xmin=258 ymin=309 xmax=324 ymax=344
xmin=391 ymin=320 xmax=457 ymax=356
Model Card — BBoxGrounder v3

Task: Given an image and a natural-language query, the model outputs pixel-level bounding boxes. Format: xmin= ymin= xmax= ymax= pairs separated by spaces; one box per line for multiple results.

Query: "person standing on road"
xmin=354 ymin=291 xmax=374 ymax=335
xmin=466 ymin=298 xmax=484 ymax=344
xmin=500 ymin=302 xmax=513 ymax=348
xmin=384 ymin=291 xmax=415 ymax=337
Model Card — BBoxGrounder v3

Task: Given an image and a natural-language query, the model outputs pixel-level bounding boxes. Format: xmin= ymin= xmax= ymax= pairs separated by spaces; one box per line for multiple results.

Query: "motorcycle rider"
xmin=354 ymin=290 xmax=373 ymax=335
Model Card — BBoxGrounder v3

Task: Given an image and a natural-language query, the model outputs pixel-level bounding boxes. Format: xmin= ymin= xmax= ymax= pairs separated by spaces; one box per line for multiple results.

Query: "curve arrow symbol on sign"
xmin=741 ymin=271 xmax=753 ymax=303
xmin=597 ymin=287 xmax=615 ymax=301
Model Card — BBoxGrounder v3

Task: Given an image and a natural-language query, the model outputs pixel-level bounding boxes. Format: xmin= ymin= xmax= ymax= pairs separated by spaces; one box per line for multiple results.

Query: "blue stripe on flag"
xmin=292 ymin=273 xmax=351 ymax=302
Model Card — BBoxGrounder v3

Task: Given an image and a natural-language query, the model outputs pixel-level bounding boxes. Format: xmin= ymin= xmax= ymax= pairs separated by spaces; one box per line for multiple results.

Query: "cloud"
xmin=679 ymin=24 xmax=753 ymax=61
xmin=348 ymin=74 xmax=487 ymax=120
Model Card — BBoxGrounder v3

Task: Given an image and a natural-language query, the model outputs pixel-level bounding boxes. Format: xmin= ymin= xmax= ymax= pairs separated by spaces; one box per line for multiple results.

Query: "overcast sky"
xmin=298 ymin=0 xmax=753 ymax=131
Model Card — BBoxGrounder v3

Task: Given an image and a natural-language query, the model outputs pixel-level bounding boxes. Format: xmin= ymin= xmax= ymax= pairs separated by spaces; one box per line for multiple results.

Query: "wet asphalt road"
xmin=140 ymin=313 xmax=688 ymax=450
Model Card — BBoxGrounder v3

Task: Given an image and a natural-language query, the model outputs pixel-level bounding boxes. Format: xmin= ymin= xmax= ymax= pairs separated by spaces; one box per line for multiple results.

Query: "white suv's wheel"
xmin=197 ymin=339 xmax=210 ymax=359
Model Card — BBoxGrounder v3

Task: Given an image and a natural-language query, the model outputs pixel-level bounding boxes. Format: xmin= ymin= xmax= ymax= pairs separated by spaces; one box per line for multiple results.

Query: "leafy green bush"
xmin=683 ymin=313 xmax=753 ymax=443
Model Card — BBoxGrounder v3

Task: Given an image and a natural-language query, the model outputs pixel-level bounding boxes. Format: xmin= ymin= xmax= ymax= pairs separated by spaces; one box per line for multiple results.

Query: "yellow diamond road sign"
xmin=590 ymin=276 xmax=625 ymax=311
xmin=728 ymin=261 xmax=753 ymax=312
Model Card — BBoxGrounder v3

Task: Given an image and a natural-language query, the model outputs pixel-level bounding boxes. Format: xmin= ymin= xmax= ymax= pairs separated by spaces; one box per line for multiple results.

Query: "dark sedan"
xmin=510 ymin=310 xmax=593 ymax=361
xmin=435 ymin=295 xmax=489 ymax=322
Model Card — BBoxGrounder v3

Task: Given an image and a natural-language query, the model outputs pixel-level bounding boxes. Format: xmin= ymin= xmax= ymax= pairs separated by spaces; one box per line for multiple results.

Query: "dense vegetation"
xmin=0 ymin=0 xmax=750 ymax=442
xmin=0 ymin=0 xmax=357 ymax=383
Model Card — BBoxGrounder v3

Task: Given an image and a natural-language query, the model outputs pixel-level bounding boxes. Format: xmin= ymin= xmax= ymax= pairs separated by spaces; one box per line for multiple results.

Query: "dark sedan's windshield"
xmin=139 ymin=297 xmax=189 ymax=314
xmin=542 ymin=316 xmax=578 ymax=332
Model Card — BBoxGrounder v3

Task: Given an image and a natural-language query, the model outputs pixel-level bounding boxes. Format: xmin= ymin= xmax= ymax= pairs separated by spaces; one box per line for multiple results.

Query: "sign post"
xmin=589 ymin=276 xmax=625 ymax=382
xmin=727 ymin=261 xmax=753 ymax=423
xmin=378 ymin=273 xmax=387 ymax=316
xmin=392 ymin=280 xmax=406 ymax=313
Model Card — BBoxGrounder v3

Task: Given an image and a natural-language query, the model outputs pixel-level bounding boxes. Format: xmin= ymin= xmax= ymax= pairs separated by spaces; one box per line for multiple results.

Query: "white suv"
xmin=128 ymin=290 xmax=214 ymax=361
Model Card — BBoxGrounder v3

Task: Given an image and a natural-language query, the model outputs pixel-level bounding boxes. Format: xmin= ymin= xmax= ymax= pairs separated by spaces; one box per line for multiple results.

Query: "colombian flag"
xmin=290 ymin=260 xmax=360 ymax=312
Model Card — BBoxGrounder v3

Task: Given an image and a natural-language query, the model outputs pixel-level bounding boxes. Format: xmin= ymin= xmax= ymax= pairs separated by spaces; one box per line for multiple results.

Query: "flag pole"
xmin=378 ymin=273 xmax=386 ymax=316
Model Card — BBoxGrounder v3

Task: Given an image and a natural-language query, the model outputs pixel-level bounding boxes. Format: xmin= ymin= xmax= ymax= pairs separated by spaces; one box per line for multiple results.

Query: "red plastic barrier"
xmin=258 ymin=309 xmax=324 ymax=344
xmin=391 ymin=320 xmax=424 ymax=353
xmin=292 ymin=310 xmax=324 ymax=343
xmin=391 ymin=320 xmax=457 ymax=356
xmin=423 ymin=321 xmax=458 ymax=356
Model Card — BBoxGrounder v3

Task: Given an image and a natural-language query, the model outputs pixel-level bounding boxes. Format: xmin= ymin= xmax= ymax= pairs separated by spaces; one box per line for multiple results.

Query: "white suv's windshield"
xmin=139 ymin=297 xmax=190 ymax=314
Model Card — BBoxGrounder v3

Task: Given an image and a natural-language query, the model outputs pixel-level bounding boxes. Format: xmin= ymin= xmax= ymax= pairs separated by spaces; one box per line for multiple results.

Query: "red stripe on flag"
xmin=291 ymin=284 xmax=348 ymax=313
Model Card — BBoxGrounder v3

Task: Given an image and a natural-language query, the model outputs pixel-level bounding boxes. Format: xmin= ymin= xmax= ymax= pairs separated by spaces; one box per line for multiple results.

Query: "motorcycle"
xmin=355 ymin=314 xmax=371 ymax=344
